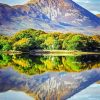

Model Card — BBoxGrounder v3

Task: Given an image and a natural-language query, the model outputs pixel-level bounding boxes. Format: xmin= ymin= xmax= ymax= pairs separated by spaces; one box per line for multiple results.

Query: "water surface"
xmin=0 ymin=54 xmax=100 ymax=100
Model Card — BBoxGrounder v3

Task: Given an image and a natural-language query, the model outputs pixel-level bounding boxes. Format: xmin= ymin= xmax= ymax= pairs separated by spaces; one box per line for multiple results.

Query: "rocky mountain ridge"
xmin=0 ymin=0 xmax=100 ymax=35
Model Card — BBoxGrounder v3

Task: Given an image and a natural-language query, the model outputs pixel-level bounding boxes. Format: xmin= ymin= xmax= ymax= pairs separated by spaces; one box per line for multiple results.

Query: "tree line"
xmin=0 ymin=29 xmax=100 ymax=52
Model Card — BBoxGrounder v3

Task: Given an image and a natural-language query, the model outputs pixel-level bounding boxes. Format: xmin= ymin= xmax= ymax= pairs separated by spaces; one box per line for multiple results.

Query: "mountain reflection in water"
xmin=0 ymin=54 xmax=100 ymax=100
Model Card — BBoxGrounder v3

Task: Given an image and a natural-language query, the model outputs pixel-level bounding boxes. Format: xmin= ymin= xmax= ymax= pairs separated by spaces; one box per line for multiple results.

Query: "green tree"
xmin=13 ymin=38 xmax=35 ymax=51
xmin=0 ymin=39 xmax=12 ymax=51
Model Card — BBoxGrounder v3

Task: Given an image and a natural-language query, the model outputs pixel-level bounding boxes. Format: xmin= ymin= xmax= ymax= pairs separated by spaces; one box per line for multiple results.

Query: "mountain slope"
xmin=27 ymin=0 xmax=100 ymax=27
xmin=0 ymin=0 xmax=100 ymax=35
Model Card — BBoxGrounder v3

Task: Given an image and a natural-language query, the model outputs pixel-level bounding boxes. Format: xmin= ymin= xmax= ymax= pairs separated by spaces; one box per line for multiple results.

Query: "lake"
xmin=0 ymin=53 xmax=100 ymax=100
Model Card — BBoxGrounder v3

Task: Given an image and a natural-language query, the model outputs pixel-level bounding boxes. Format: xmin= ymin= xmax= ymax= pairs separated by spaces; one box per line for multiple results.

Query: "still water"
xmin=0 ymin=54 xmax=100 ymax=100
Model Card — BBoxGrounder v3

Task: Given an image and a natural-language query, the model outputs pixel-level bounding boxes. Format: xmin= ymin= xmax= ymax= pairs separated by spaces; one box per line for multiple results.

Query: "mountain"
xmin=0 ymin=0 xmax=100 ymax=35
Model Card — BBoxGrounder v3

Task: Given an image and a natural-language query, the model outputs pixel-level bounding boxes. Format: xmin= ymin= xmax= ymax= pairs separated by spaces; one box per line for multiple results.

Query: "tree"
xmin=63 ymin=34 xmax=91 ymax=51
xmin=0 ymin=39 xmax=12 ymax=51
xmin=13 ymin=38 xmax=34 ymax=51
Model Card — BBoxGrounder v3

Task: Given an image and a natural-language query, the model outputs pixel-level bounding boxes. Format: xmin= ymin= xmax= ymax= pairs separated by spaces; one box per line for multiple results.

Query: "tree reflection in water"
xmin=0 ymin=54 xmax=100 ymax=99
xmin=0 ymin=54 xmax=100 ymax=75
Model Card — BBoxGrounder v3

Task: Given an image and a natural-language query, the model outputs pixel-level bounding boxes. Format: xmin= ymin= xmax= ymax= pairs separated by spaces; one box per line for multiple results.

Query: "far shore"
xmin=0 ymin=50 xmax=100 ymax=56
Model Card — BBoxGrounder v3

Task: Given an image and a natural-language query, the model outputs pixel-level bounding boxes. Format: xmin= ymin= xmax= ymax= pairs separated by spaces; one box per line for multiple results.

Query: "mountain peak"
xmin=28 ymin=0 xmax=72 ymax=4
xmin=96 ymin=14 xmax=100 ymax=18
xmin=28 ymin=0 xmax=39 ymax=4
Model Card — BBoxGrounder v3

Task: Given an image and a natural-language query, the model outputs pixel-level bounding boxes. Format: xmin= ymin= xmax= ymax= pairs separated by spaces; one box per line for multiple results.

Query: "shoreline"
xmin=0 ymin=50 xmax=100 ymax=56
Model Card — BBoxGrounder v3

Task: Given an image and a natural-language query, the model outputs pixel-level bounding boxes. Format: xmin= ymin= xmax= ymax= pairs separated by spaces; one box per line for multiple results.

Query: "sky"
xmin=0 ymin=0 xmax=29 ymax=5
xmin=0 ymin=90 xmax=33 ymax=100
xmin=0 ymin=0 xmax=100 ymax=14
xmin=73 ymin=0 xmax=100 ymax=14
xmin=69 ymin=84 xmax=100 ymax=100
